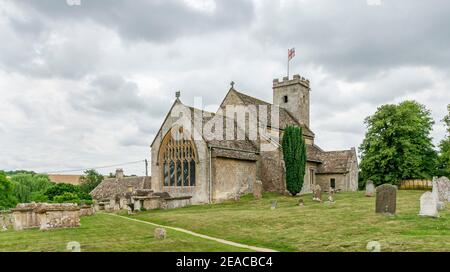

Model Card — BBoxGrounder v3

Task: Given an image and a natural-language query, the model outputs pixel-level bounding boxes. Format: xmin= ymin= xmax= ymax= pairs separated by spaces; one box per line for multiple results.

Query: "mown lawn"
xmin=0 ymin=213 xmax=248 ymax=252
xmin=130 ymin=191 xmax=450 ymax=252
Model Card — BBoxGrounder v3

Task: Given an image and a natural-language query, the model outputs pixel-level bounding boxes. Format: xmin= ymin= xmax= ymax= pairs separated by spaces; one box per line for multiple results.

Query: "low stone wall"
xmin=11 ymin=203 xmax=81 ymax=231
xmin=162 ymin=196 xmax=192 ymax=209
xmin=0 ymin=210 xmax=13 ymax=227
xmin=80 ymin=205 xmax=95 ymax=216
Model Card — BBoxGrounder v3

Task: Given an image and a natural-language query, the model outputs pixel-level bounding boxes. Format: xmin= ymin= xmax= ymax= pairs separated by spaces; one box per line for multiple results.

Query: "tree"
xmin=79 ymin=169 xmax=104 ymax=194
xmin=44 ymin=183 xmax=92 ymax=202
xmin=0 ymin=172 xmax=17 ymax=209
xmin=282 ymin=126 xmax=307 ymax=196
xmin=359 ymin=101 xmax=437 ymax=186
xmin=11 ymin=174 xmax=53 ymax=203
xmin=437 ymin=104 xmax=450 ymax=177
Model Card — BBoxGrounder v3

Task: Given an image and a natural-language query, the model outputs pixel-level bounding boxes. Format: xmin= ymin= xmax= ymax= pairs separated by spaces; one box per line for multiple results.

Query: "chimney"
xmin=115 ymin=169 xmax=124 ymax=180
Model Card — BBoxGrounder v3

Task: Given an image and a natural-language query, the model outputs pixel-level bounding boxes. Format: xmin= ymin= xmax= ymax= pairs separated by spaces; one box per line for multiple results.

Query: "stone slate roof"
xmin=187 ymin=106 xmax=259 ymax=157
xmin=317 ymin=149 xmax=356 ymax=174
xmin=90 ymin=176 xmax=151 ymax=200
xmin=230 ymin=90 xmax=315 ymax=137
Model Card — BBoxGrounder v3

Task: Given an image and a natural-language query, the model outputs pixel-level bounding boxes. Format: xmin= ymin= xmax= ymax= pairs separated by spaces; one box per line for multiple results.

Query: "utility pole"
xmin=145 ymin=159 xmax=148 ymax=177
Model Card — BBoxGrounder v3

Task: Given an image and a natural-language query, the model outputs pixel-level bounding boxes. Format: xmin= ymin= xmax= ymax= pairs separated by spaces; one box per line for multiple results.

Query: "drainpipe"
xmin=209 ymin=146 xmax=212 ymax=204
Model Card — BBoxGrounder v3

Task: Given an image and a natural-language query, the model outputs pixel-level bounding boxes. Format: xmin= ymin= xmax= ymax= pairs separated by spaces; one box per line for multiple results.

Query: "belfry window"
xmin=159 ymin=128 xmax=197 ymax=187
xmin=283 ymin=95 xmax=288 ymax=103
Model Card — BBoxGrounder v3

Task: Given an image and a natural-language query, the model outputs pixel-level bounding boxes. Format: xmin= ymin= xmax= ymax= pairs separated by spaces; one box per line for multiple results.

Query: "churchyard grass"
xmin=130 ymin=191 xmax=450 ymax=252
xmin=0 ymin=213 xmax=249 ymax=252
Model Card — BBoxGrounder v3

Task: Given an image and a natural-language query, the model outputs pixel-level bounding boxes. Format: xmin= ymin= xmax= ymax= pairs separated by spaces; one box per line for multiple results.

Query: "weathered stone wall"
xmin=11 ymin=203 xmax=81 ymax=231
xmin=151 ymin=102 xmax=209 ymax=204
xmin=37 ymin=205 xmax=80 ymax=231
xmin=212 ymin=157 xmax=257 ymax=202
xmin=80 ymin=205 xmax=95 ymax=216
xmin=12 ymin=204 xmax=41 ymax=231
xmin=142 ymin=197 xmax=161 ymax=210
xmin=0 ymin=211 xmax=13 ymax=227
xmin=260 ymin=149 xmax=284 ymax=193
xmin=315 ymin=174 xmax=346 ymax=192
xmin=273 ymin=75 xmax=310 ymax=127
xmin=162 ymin=197 xmax=192 ymax=209
xmin=300 ymin=162 xmax=319 ymax=194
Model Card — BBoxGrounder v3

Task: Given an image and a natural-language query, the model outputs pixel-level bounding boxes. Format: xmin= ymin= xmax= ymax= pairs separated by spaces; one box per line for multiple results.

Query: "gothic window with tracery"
xmin=159 ymin=128 xmax=197 ymax=187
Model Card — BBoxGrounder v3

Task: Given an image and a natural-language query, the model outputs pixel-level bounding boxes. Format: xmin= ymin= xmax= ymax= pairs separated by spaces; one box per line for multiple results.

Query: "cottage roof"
xmin=316 ymin=149 xmax=356 ymax=174
xmin=90 ymin=176 xmax=151 ymax=200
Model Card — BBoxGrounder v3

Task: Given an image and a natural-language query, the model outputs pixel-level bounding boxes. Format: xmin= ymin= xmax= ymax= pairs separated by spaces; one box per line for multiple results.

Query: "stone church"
xmin=149 ymin=74 xmax=358 ymax=204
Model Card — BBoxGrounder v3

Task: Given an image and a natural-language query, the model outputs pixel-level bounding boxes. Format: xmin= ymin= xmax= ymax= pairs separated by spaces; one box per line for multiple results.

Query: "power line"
xmin=40 ymin=159 xmax=147 ymax=174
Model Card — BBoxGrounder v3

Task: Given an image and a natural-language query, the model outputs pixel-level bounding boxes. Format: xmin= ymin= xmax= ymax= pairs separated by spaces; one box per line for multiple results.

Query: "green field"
xmin=1 ymin=191 xmax=449 ymax=252
xmin=130 ymin=191 xmax=450 ymax=252
xmin=0 ymin=213 xmax=247 ymax=252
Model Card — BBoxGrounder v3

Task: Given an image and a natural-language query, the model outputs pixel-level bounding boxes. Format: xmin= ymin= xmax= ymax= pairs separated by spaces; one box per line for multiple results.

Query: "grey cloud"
xmin=253 ymin=0 xmax=450 ymax=80
xmin=14 ymin=0 xmax=255 ymax=42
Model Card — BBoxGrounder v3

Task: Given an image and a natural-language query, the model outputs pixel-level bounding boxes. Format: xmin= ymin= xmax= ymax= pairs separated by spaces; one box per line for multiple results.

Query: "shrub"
xmin=54 ymin=192 xmax=80 ymax=204
xmin=282 ymin=126 xmax=307 ymax=196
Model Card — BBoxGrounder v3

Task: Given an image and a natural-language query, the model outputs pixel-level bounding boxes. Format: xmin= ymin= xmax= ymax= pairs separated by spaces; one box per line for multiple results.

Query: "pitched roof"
xmin=230 ymin=89 xmax=315 ymax=137
xmin=187 ymin=105 xmax=259 ymax=155
xmin=90 ymin=176 xmax=151 ymax=200
xmin=316 ymin=149 xmax=356 ymax=174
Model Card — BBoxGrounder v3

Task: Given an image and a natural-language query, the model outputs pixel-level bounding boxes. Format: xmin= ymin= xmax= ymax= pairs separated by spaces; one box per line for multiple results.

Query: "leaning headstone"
xmin=375 ymin=184 xmax=397 ymax=215
xmin=365 ymin=180 xmax=375 ymax=197
xmin=312 ymin=185 xmax=322 ymax=202
xmin=271 ymin=200 xmax=278 ymax=210
xmin=418 ymin=192 xmax=439 ymax=218
xmin=253 ymin=180 xmax=263 ymax=200
xmin=154 ymin=228 xmax=167 ymax=240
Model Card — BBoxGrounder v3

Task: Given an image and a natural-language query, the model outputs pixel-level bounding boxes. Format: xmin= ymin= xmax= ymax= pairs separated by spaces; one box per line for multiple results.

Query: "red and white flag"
xmin=288 ymin=48 xmax=296 ymax=61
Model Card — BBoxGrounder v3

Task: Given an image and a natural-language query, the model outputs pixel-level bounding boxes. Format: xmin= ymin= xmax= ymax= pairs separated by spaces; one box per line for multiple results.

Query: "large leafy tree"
xmin=437 ymin=105 xmax=450 ymax=177
xmin=44 ymin=183 xmax=91 ymax=202
xmin=79 ymin=169 xmax=104 ymax=194
xmin=359 ymin=101 xmax=437 ymax=186
xmin=0 ymin=172 xmax=17 ymax=209
xmin=282 ymin=126 xmax=307 ymax=196
xmin=11 ymin=174 xmax=53 ymax=203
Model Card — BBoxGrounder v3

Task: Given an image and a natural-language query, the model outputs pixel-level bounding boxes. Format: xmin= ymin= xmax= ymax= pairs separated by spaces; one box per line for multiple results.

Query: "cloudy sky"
xmin=0 ymin=0 xmax=449 ymax=175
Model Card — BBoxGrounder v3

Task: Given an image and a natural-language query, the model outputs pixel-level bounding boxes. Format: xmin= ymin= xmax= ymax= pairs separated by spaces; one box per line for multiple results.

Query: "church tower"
xmin=273 ymin=74 xmax=310 ymax=127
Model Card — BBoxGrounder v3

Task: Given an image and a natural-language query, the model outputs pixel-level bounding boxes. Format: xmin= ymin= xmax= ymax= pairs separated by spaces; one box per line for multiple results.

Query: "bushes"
xmin=44 ymin=183 xmax=92 ymax=203
xmin=54 ymin=192 xmax=81 ymax=204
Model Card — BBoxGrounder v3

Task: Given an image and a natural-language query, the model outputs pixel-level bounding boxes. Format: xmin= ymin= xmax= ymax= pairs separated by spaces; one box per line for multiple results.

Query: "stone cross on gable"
xmin=230 ymin=81 xmax=235 ymax=89
xmin=175 ymin=91 xmax=181 ymax=98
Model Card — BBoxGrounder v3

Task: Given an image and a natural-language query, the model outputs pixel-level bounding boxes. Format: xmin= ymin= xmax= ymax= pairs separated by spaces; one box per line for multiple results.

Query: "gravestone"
xmin=154 ymin=228 xmax=167 ymax=240
xmin=271 ymin=200 xmax=278 ymax=210
xmin=418 ymin=192 xmax=439 ymax=218
xmin=312 ymin=185 xmax=322 ymax=202
xmin=253 ymin=180 xmax=263 ymax=200
xmin=375 ymin=184 xmax=397 ymax=215
xmin=432 ymin=177 xmax=449 ymax=210
xmin=365 ymin=180 xmax=375 ymax=197
xmin=298 ymin=199 xmax=304 ymax=206
xmin=433 ymin=176 xmax=450 ymax=202
xmin=327 ymin=189 xmax=335 ymax=203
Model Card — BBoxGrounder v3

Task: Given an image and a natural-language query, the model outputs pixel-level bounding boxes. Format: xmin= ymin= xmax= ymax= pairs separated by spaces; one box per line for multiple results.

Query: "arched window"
xmin=159 ymin=128 xmax=197 ymax=187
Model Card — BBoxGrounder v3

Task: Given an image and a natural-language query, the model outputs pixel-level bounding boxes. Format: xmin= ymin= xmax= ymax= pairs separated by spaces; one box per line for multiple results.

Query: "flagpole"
xmin=287 ymin=49 xmax=290 ymax=78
